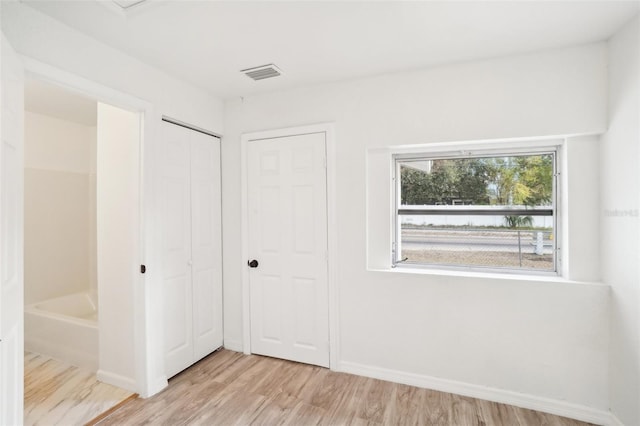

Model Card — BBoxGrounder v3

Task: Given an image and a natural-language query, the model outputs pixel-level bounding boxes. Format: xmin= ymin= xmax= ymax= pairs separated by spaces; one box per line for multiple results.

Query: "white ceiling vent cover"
xmin=112 ymin=0 xmax=148 ymax=10
xmin=97 ymin=0 xmax=153 ymax=16
xmin=241 ymin=64 xmax=283 ymax=81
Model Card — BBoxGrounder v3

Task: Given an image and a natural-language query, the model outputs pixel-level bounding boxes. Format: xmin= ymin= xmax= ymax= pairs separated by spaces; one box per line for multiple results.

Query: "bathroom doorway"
xmin=22 ymin=77 xmax=141 ymax=424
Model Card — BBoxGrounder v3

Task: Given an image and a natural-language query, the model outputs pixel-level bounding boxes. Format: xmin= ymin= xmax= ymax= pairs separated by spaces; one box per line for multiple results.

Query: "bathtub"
xmin=24 ymin=291 xmax=98 ymax=371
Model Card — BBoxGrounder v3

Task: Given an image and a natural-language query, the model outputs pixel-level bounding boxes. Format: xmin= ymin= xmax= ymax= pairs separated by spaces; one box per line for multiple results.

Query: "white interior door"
xmin=190 ymin=131 xmax=223 ymax=361
xmin=248 ymin=132 xmax=329 ymax=368
xmin=161 ymin=121 xmax=222 ymax=378
xmin=0 ymin=33 xmax=24 ymax=424
xmin=161 ymin=122 xmax=193 ymax=378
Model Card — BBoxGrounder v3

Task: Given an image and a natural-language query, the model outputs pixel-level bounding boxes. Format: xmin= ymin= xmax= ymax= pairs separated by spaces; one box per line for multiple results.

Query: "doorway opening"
xmin=23 ymin=77 xmax=140 ymax=424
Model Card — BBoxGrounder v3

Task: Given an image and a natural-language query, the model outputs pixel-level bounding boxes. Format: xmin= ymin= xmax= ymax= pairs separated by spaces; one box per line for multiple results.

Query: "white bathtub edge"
xmin=25 ymin=291 xmax=98 ymax=325
xmin=24 ymin=291 xmax=99 ymax=371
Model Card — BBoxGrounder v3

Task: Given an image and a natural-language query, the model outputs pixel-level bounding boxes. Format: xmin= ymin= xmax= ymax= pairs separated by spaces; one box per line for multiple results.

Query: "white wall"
xmin=25 ymin=111 xmax=94 ymax=173
xmin=601 ymin=15 xmax=640 ymax=426
xmin=223 ymin=43 xmax=610 ymax=419
xmin=96 ymin=102 xmax=139 ymax=391
xmin=24 ymin=111 xmax=96 ymax=305
xmin=89 ymin=132 xmax=97 ymax=305
xmin=1 ymin=3 xmax=223 ymax=133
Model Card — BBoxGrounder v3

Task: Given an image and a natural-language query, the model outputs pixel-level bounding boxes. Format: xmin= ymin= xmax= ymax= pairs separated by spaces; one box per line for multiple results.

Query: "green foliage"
xmin=400 ymin=154 xmax=553 ymax=207
xmin=515 ymin=155 xmax=553 ymax=206
xmin=400 ymin=158 xmax=490 ymax=205
xmin=504 ymin=215 xmax=533 ymax=228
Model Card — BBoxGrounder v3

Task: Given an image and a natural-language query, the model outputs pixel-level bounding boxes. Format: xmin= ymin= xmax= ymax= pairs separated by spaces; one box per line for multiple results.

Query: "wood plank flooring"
xmin=24 ymin=352 xmax=134 ymax=426
xmin=96 ymin=349 xmax=595 ymax=426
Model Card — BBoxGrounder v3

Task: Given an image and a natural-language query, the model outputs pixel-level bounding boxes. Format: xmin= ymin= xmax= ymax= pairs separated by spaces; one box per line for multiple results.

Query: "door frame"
xmin=240 ymin=123 xmax=339 ymax=369
xmin=20 ymin=56 xmax=165 ymax=397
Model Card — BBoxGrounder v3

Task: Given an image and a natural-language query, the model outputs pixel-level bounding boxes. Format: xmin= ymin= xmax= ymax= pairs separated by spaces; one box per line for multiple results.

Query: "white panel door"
xmin=161 ymin=122 xmax=194 ymax=378
xmin=161 ymin=121 xmax=222 ymax=378
xmin=0 ymin=33 xmax=24 ymax=424
xmin=248 ymin=132 xmax=329 ymax=368
xmin=190 ymin=131 xmax=223 ymax=360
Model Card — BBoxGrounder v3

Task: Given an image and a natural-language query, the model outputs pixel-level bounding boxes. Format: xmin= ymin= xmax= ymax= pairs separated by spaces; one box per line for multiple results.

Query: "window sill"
xmin=368 ymin=265 xmax=607 ymax=287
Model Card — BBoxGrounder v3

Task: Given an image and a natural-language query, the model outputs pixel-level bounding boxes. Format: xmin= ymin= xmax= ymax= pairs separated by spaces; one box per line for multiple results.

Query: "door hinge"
xmin=140 ymin=264 xmax=146 ymax=274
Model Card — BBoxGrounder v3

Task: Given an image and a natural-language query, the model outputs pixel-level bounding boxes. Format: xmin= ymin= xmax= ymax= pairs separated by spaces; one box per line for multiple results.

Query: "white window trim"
xmin=391 ymin=143 xmax=561 ymax=277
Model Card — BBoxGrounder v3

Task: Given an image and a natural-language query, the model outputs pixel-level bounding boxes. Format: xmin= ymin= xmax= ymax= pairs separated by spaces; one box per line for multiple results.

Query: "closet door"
xmin=162 ymin=123 xmax=194 ymax=378
xmin=190 ymin=131 xmax=223 ymax=361
xmin=161 ymin=121 xmax=222 ymax=379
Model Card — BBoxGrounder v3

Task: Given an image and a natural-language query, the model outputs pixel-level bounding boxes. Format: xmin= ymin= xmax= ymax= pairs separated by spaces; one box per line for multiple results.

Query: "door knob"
xmin=248 ymin=259 xmax=259 ymax=268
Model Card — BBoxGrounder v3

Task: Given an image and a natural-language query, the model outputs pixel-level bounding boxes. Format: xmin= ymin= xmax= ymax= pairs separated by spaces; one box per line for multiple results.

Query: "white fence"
xmin=400 ymin=205 xmax=553 ymax=228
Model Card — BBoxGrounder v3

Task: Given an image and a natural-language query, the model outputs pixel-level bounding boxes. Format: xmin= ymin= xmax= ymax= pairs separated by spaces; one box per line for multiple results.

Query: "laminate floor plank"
xmin=283 ymin=401 xmax=327 ymax=426
xmin=174 ymin=349 xmax=241 ymax=384
xmin=513 ymin=405 xmax=560 ymax=426
xmin=355 ymin=378 xmax=395 ymax=424
xmin=213 ymin=352 xmax=262 ymax=386
xmin=244 ymin=357 xmax=292 ymax=397
xmin=24 ymin=352 xmax=134 ymax=426
xmin=324 ymin=373 xmax=370 ymax=425
xmin=421 ymin=388 xmax=455 ymax=425
xmin=268 ymin=361 xmax=314 ymax=400
xmin=94 ymin=350 xmax=596 ymax=426
xmin=249 ymin=391 xmax=299 ymax=425
xmin=297 ymin=365 xmax=330 ymax=405
xmin=309 ymin=369 xmax=353 ymax=411
xmin=451 ymin=393 xmax=484 ymax=426
xmin=204 ymin=389 xmax=267 ymax=425
xmin=476 ymin=399 xmax=513 ymax=425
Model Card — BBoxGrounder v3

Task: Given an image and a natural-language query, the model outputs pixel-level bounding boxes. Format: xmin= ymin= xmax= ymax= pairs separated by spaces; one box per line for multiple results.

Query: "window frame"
xmin=392 ymin=145 xmax=560 ymax=276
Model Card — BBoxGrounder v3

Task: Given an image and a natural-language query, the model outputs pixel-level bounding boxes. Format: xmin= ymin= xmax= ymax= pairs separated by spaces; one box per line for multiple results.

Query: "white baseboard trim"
xmin=339 ymin=361 xmax=611 ymax=425
xmin=607 ymin=413 xmax=625 ymax=426
xmin=143 ymin=375 xmax=169 ymax=398
xmin=223 ymin=339 xmax=243 ymax=352
xmin=96 ymin=369 xmax=137 ymax=393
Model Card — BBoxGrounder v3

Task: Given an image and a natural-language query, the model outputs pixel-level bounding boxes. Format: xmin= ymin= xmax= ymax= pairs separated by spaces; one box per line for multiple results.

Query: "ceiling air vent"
xmin=241 ymin=64 xmax=282 ymax=81
xmin=97 ymin=0 xmax=152 ymax=15
xmin=112 ymin=0 xmax=148 ymax=10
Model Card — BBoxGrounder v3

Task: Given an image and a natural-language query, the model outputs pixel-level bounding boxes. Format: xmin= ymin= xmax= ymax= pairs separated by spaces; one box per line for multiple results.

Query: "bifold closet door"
xmin=190 ymin=131 xmax=223 ymax=361
xmin=161 ymin=121 xmax=222 ymax=379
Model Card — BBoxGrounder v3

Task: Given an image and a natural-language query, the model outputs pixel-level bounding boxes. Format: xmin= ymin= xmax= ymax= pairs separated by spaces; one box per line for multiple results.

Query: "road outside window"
xmin=393 ymin=150 xmax=557 ymax=274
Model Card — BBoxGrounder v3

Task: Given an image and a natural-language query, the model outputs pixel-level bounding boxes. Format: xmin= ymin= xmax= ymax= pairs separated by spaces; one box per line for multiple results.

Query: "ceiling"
xmin=25 ymin=77 xmax=97 ymax=126
xmin=23 ymin=1 xmax=640 ymax=100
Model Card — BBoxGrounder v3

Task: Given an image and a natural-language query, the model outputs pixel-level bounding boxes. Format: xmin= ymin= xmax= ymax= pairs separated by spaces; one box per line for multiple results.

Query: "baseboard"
xmin=142 ymin=375 xmax=169 ymax=398
xmin=96 ymin=369 xmax=137 ymax=393
xmin=339 ymin=361 xmax=611 ymax=426
xmin=607 ymin=412 xmax=625 ymax=426
xmin=223 ymin=339 xmax=243 ymax=352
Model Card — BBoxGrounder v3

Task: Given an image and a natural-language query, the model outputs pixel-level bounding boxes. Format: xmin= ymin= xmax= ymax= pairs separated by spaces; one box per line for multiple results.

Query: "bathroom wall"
xmin=24 ymin=110 xmax=96 ymax=305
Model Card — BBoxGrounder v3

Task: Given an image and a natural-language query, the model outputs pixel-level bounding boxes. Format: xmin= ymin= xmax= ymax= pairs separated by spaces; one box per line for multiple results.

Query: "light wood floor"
xmin=24 ymin=352 xmax=134 ymax=426
xmin=96 ymin=349 xmax=594 ymax=426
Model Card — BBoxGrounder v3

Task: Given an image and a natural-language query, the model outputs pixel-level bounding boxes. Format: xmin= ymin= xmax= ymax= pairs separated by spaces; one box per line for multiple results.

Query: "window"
xmin=393 ymin=148 xmax=558 ymax=274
